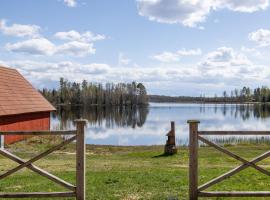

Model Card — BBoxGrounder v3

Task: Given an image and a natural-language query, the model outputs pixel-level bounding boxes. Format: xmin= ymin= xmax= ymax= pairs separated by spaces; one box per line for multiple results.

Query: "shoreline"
xmin=149 ymin=101 xmax=269 ymax=105
xmin=55 ymin=102 xmax=270 ymax=107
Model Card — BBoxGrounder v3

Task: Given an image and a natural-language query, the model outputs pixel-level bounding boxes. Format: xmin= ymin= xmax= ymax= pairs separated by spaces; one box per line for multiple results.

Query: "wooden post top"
xmin=187 ymin=120 xmax=200 ymax=124
xmin=171 ymin=121 xmax=175 ymax=130
xmin=74 ymin=119 xmax=87 ymax=125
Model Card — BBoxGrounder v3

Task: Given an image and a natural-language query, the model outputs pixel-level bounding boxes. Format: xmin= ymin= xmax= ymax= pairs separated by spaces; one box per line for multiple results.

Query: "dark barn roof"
xmin=0 ymin=65 xmax=55 ymax=117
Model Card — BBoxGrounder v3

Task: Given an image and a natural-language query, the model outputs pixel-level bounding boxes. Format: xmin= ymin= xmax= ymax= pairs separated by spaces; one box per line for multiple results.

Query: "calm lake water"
xmin=51 ymin=103 xmax=270 ymax=146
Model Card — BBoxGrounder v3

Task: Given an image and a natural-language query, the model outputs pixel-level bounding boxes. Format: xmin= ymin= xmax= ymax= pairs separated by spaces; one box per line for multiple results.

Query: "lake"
xmin=51 ymin=103 xmax=270 ymax=146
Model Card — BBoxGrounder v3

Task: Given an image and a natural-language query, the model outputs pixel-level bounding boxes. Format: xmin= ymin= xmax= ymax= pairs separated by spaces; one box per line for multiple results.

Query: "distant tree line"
xmin=41 ymin=78 xmax=149 ymax=106
xmin=149 ymin=86 xmax=270 ymax=103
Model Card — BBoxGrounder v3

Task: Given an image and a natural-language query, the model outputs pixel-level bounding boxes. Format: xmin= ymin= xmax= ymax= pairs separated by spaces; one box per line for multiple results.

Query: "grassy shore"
xmin=0 ymin=137 xmax=270 ymax=200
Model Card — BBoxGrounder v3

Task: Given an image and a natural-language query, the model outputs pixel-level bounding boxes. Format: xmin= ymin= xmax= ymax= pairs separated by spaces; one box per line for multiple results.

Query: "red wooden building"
xmin=0 ymin=65 xmax=55 ymax=145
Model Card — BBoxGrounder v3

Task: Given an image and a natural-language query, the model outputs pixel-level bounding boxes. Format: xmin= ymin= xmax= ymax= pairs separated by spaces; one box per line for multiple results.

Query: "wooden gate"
xmin=0 ymin=119 xmax=87 ymax=200
xmin=188 ymin=120 xmax=270 ymax=200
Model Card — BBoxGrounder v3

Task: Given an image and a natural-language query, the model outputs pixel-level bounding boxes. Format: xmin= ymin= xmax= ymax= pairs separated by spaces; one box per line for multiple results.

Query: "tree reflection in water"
xmin=50 ymin=103 xmax=270 ymax=145
xmin=52 ymin=105 xmax=149 ymax=129
xmin=200 ymin=104 xmax=270 ymax=120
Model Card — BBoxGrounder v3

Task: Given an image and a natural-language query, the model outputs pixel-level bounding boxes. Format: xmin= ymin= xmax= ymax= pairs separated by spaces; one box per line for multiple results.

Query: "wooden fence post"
xmin=187 ymin=120 xmax=200 ymax=200
xmin=75 ymin=119 xmax=87 ymax=200
xmin=171 ymin=121 xmax=175 ymax=141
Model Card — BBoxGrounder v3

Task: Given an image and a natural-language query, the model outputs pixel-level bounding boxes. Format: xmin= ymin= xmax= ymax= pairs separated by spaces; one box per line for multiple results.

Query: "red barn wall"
xmin=0 ymin=112 xmax=50 ymax=145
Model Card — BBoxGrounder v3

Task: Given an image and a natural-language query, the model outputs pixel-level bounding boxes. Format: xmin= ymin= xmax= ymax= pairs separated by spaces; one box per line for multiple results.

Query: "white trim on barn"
xmin=0 ymin=135 xmax=4 ymax=149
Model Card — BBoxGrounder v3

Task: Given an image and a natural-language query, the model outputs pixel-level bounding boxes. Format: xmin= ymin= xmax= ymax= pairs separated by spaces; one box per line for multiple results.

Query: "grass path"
xmin=0 ymin=137 xmax=270 ymax=199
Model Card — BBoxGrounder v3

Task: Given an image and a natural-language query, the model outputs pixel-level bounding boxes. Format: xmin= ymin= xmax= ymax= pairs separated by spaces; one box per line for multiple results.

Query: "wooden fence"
xmin=0 ymin=119 xmax=87 ymax=200
xmin=188 ymin=120 xmax=270 ymax=200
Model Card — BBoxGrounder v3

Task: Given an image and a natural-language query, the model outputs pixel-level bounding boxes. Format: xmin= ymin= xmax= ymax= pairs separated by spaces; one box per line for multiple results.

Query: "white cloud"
xmin=241 ymin=46 xmax=257 ymax=53
xmin=6 ymin=38 xmax=56 ymax=55
xmin=197 ymin=47 xmax=264 ymax=86
xmin=0 ymin=60 xmax=111 ymax=88
xmin=137 ymin=0 xmax=269 ymax=27
xmin=241 ymin=46 xmax=262 ymax=57
xmin=1 ymin=45 xmax=269 ymax=96
xmin=27 ymin=47 xmax=253 ymax=85
xmin=118 ymin=53 xmax=131 ymax=65
xmin=0 ymin=59 xmax=188 ymax=87
xmin=54 ymin=30 xmax=106 ymax=42
xmin=249 ymin=28 xmax=270 ymax=47
xmin=152 ymin=48 xmax=201 ymax=62
xmin=200 ymin=47 xmax=251 ymax=67
xmin=6 ymin=38 xmax=96 ymax=56
xmin=1 ymin=45 xmax=270 ymax=96
xmin=63 ymin=0 xmax=77 ymax=7
xmin=56 ymin=41 xmax=95 ymax=56
xmin=152 ymin=52 xmax=181 ymax=62
xmin=0 ymin=19 xmax=40 ymax=37
xmin=219 ymin=0 xmax=269 ymax=12
xmin=137 ymin=0 xmax=213 ymax=27
xmin=0 ymin=47 xmax=250 ymax=85
xmin=4 ymin=27 xmax=106 ymax=56
xmin=178 ymin=48 xmax=202 ymax=56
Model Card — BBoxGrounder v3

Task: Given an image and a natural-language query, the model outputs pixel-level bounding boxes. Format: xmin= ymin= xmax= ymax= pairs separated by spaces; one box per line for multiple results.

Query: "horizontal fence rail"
xmin=0 ymin=119 xmax=87 ymax=200
xmin=0 ymin=130 xmax=76 ymax=135
xmin=199 ymin=131 xmax=270 ymax=135
xmin=0 ymin=192 xmax=76 ymax=198
xmin=187 ymin=120 xmax=270 ymax=200
xmin=199 ymin=191 xmax=270 ymax=197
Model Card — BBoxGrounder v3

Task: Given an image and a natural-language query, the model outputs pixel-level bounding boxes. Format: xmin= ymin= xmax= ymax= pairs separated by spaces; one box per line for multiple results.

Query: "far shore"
xmin=51 ymin=101 xmax=270 ymax=108
xmin=149 ymin=101 xmax=270 ymax=105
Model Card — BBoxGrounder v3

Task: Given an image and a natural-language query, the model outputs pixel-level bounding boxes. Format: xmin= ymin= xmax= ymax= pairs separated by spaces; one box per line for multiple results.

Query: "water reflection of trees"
xmin=52 ymin=105 xmax=149 ymax=129
xmin=200 ymin=104 xmax=270 ymax=120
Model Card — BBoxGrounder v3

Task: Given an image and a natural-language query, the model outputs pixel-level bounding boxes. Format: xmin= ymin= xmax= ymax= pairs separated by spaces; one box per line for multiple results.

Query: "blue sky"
xmin=1 ymin=0 xmax=270 ymax=96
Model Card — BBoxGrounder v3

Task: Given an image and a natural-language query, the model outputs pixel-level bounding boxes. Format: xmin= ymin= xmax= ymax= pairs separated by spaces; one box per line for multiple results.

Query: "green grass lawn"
xmin=0 ymin=137 xmax=270 ymax=200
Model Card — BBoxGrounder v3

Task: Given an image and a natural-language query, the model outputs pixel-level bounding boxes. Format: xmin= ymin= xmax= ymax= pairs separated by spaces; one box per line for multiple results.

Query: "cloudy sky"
xmin=1 ymin=0 xmax=270 ymax=96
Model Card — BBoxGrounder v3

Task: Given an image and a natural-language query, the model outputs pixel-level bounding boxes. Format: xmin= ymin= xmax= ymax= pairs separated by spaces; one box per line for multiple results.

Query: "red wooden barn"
xmin=0 ymin=65 xmax=56 ymax=145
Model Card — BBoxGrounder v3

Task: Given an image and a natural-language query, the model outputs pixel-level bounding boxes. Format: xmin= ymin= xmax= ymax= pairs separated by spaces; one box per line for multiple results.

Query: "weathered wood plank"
xmin=199 ymin=191 xmax=270 ymax=197
xmin=0 ymin=135 xmax=77 ymax=180
xmin=0 ymin=149 xmax=76 ymax=191
xmin=199 ymin=131 xmax=270 ymax=135
xmin=75 ymin=119 xmax=87 ymax=200
xmin=187 ymin=120 xmax=200 ymax=200
xmin=0 ymin=192 xmax=76 ymax=198
xmin=0 ymin=130 xmax=76 ymax=136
